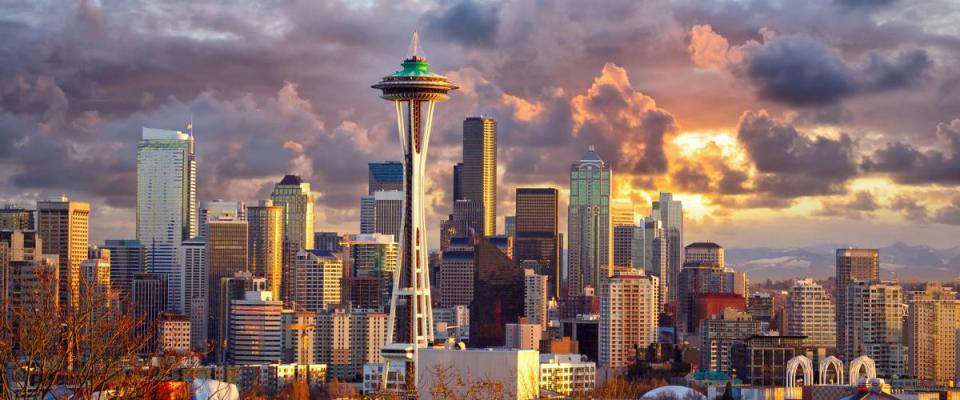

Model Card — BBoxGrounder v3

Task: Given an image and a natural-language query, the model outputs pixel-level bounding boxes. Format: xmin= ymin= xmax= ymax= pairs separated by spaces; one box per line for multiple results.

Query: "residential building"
xmin=505 ymin=318 xmax=543 ymax=350
xmin=786 ymin=279 xmax=836 ymax=348
xmin=612 ymin=224 xmax=636 ymax=269
xmin=700 ymin=308 xmax=763 ymax=374
xmin=294 ymin=250 xmax=342 ymax=313
xmin=746 ymin=292 xmax=773 ymax=327
xmin=843 ymin=280 xmax=905 ymax=378
xmin=461 ymin=116 xmax=497 ymax=236
xmin=136 ymin=128 xmax=197 ymax=314
xmin=37 ymin=196 xmax=89 ymax=312
xmin=539 ymin=353 xmax=596 ymax=396
xmin=568 ymin=146 xmax=611 ymax=296
xmin=0 ymin=205 xmax=35 ymax=230
xmin=159 ymin=313 xmax=191 ymax=354
xmin=524 ymin=269 xmax=548 ymax=327
xmin=599 ymin=269 xmax=658 ymax=370
xmin=907 ymin=283 xmax=960 ymax=387
xmin=281 ymin=309 xmax=316 ymax=365
xmin=315 ymin=305 xmax=387 ymax=380
xmin=836 ymin=248 xmax=879 ymax=355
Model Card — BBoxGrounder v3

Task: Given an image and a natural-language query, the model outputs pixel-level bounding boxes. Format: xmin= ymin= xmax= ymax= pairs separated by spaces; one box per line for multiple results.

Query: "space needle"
xmin=372 ymin=32 xmax=457 ymax=391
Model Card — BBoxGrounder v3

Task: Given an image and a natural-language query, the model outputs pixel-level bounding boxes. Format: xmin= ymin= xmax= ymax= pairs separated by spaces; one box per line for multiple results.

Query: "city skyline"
xmin=2 ymin=1 xmax=960 ymax=252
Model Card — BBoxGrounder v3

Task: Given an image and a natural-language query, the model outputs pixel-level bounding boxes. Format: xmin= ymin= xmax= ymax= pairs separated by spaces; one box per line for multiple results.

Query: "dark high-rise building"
xmin=132 ymin=272 xmax=168 ymax=350
xmin=462 ymin=116 xmax=497 ymax=237
xmin=314 ymin=232 xmax=342 ymax=253
xmin=452 ymin=162 xmax=464 ymax=202
xmin=732 ymin=335 xmax=805 ymax=387
xmin=835 ymin=248 xmax=879 ymax=357
xmin=0 ymin=205 xmax=35 ymax=231
xmin=451 ymin=199 xmax=483 ymax=239
xmin=470 ymin=236 xmax=523 ymax=348
xmin=368 ymin=161 xmax=403 ymax=195
xmin=101 ymin=239 xmax=145 ymax=306
xmin=207 ymin=218 xmax=248 ymax=348
xmin=676 ymin=261 xmax=727 ymax=335
xmin=515 ymin=188 xmax=560 ymax=299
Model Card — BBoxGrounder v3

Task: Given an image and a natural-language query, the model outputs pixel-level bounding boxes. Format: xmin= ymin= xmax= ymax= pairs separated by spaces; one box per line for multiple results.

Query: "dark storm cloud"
xmin=738 ymin=110 xmax=858 ymax=197
xmin=813 ymin=191 xmax=878 ymax=219
xmin=744 ymin=35 xmax=932 ymax=106
xmin=423 ymin=0 xmax=500 ymax=48
xmin=746 ymin=36 xmax=859 ymax=106
xmin=889 ymin=194 xmax=930 ymax=221
xmin=862 ymin=119 xmax=960 ymax=185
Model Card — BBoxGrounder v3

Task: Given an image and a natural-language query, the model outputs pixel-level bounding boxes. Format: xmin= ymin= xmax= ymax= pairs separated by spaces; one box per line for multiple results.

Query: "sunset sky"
xmin=2 ymin=0 xmax=960 ymax=249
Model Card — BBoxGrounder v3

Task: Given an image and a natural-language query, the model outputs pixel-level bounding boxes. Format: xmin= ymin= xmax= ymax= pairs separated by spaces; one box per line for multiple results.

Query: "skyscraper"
xmin=270 ymin=174 xmax=315 ymax=303
xmin=514 ymin=188 xmax=560 ymax=299
xmin=37 ymin=196 xmax=90 ymax=312
xmin=599 ymin=270 xmax=658 ymax=370
xmin=101 ymin=239 xmax=145 ymax=307
xmin=652 ymin=192 xmax=682 ymax=305
xmin=1 ymin=230 xmax=42 ymax=314
xmin=462 ymin=116 xmax=497 ymax=237
xmin=635 ymin=217 xmax=667 ymax=308
xmin=676 ymin=261 xmax=727 ymax=335
xmin=206 ymin=217 xmax=248 ymax=346
xmin=786 ymin=278 xmax=836 ymax=348
xmin=132 ymin=272 xmax=168 ymax=350
xmin=470 ymin=236 xmax=524 ymax=348
xmin=835 ymin=248 xmax=879 ymax=356
xmin=181 ymin=238 xmax=207 ymax=352
xmin=199 ymin=200 xmax=245 ymax=239
xmin=568 ymin=146 xmax=611 ymax=296
xmin=842 ymin=280 xmax=905 ymax=378
xmin=368 ymin=161 xmax=404 ymax=194
xmin=611 ymin=225 xmax=636 ymax=269
xmin=438 ymin=237 xmax=474 ymax=308
xmin=0 ymin=205 xmax=35 ymax=231
xmin=342 ymin=233 xmax=398 ymax=310
xmin=359 ymin=190 xmax=403 ymax=241
xmin=907 ymin=283 xmax=960 ymax=387
xmin=452 ymin=162 xmax=464 ymax=202
xmin=218 ymin=272 xmax=265 ymax=361
xmin=137 ymin=127 xmax=197 ymax=314
xmin=247 ymin=200 xmax=283 ymax=299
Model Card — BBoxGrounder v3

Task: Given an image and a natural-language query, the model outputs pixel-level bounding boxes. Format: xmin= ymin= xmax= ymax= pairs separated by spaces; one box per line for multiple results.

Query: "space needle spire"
xmin=372 ymin=32 xmax=458 ymax=391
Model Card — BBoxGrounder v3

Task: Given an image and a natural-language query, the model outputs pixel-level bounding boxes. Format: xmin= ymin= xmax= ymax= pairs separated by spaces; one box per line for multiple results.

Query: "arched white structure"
xmin=786 ymin=355 xmax=814 ymax=387
xmin=819 ymin=355 xmax=845 ymax=385
xmin=849 ymin=355 xmax=877 ymax=385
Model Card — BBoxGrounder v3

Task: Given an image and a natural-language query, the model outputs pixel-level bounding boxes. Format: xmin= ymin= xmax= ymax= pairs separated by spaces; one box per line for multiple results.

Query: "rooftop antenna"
xmin=187 ymin=115 xmax=194 ymax=137
xmin=406 ymin=30 xmax=426 ymax=61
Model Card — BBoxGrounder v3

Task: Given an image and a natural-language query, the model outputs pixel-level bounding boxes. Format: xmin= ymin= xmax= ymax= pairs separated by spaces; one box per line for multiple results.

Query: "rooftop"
xmin=279 ymin=174 xmax=304 ymax=185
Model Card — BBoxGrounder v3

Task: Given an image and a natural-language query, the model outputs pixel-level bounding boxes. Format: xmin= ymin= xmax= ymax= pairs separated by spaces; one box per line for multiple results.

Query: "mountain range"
xmin=726 ymin=242 xmax=960 ymax=282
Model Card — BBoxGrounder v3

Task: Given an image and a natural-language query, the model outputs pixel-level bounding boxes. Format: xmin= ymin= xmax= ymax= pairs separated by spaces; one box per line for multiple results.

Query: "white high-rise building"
xmin=786 ymin=278 xmax=836 ymax=348
xmin=294 ymin=250 xmax=342 ymax=313
xmin=652 ymin=192 xmax=682 ymax=304
xmin=843 ymin=280 xmax=906 ymax=379
xmin=182 ymin=238 xmax=207 ymax=351
xmin=137 ymin=128 xmax=197 ymax=314
xmin=524 ymin=269 xmax=548 ymax=328
xmin=228 ymin=290 xmax=283 ymax=365
xmin=599 ymin=269 xmax=658 ymax=370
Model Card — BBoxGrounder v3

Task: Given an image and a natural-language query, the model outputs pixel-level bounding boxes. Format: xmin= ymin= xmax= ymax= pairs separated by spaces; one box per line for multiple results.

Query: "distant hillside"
xmin=726 ymin=243 xmax=960 ymax=282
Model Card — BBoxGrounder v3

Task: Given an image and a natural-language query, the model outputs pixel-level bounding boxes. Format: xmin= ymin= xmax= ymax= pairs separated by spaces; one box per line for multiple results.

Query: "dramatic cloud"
xmin=423 ymin=0 xmax=500 ymax=48
xmin=687 ymin=25 xmax=933 ymax=106
xmin=863 ymin=118 xmax=960 ymax=185
xmin=814 ymin=191 xmax=878 ymax=219
xmin=737 ymin=110 xmax=858 ymax=197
